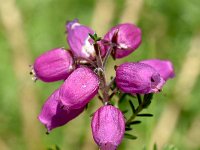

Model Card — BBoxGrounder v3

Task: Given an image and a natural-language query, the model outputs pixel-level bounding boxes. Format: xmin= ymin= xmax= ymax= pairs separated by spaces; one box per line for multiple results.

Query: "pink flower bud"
xmin=103 ymin=23 xmax=142 ymax=59
xmin=140 ymin=59 xmax=175 ymax=81
xmin=116 ymin=62 xmax=165 ymax=94
xmin=33 ymin=48 xmax=74 ymax=82
xmin=38 ymin=89 xmax=84 ymax=132
xmin=60 ymin=67 xmax=99 ymax=109
xmin=66 ymin=19 xmax=96 ymax=59
xmin=91 ymin=105 xmax=125 ymax=150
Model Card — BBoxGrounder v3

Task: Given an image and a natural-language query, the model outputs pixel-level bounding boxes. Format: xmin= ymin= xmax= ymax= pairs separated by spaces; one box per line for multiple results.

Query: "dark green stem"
xmin=126 ymin=101 xmax=144 ymax=125
xmin=126 ymin=94 xmax=152 ymax=125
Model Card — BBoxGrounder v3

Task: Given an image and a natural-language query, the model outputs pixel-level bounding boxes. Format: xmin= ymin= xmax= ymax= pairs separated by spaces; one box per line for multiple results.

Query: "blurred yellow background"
xmin=0 ymin=0 xmax=200 ymax=149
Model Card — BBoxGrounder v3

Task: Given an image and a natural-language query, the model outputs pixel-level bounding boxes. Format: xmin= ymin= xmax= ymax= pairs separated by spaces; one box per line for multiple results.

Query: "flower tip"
xmin=140 ymin=59 xmax=175 ymax=81
xmin=38 ymin=89 xmax=85 ymax=131
xmin=38 ymin=115 xmax=52 ymax=132
xmin=100 ymin=143 xmax=117 ymax=150
xmin=66 ymin=19 xmax=80 ymax=30
xmin=166 ymin=60 xmax=175 ymax=79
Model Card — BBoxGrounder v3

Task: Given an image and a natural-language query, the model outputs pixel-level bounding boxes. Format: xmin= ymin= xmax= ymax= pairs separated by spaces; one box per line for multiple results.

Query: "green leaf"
xmin=129 ymin=120 xmax=141 ymax=125
xmin=118 ymin=93 xmax=137 ymax=119
xmin=122 ymin=110 xmax=128 ymax=114
xmin=55 ymin=145 xmax=60 ymax=150
xmin=128 ymin=100 xmax=136 ymax=114
xmin=93 ymin=33 xmax=98 ymax=38
xmin=47 ymin=145 xmax=60 ymax=150
xmin=96 ymin=37 xmax=101 ymax=41
xmin=137 ymin=113 xmax=153 ymax=117
xmin=88 ymin=33 xmax=101 ymax=42
xmin=144 ymin=93 xmax=154 ymax=101
xmin=118 ymin=94 xmax=131 ymax=116
xmin=88 ymin=33 xmax=95 ymax=40
xmin=143 ymin=93 xmax=154 ymax=108
xmin=119 ymin=93 xmax=126 ymax=101
xmin=125 ymin=127 xmax=132 ymax=131
xmin=153 ymin=143 xmax=158 ymax=150
xmin=143 ymin=99 xmax=152 ymax=108
xmin=124 ymin=133 xmax=137 ymax=140
xmin=163 ymin=144 xmax=178 ymax=150
xmin=136 ymin=94 xmax=142 ymax=105
xmin=142 ymin=146 xmax=147 ymax=150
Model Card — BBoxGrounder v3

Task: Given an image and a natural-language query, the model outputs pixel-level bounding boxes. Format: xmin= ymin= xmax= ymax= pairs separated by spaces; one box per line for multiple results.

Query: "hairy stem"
xmin=94 ymin=43 xmax=103 ymax=68
xmin=93 ymin=43 xmax=110 ymax=103
xmin=103 ymin=45 xmax=113 ymax=68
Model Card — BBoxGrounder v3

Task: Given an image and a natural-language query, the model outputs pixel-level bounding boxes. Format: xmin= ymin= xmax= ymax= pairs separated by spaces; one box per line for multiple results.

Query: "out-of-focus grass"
xmin=0 ymin=0 xmax=200 ymax=149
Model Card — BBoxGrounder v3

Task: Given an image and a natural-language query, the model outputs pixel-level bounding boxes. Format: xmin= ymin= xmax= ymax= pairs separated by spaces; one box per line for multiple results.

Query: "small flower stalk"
xmin=32 ymin=19 xmax=175 ymax=149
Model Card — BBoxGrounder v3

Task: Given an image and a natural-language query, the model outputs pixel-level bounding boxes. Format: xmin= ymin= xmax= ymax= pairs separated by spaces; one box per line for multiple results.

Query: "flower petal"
xmin=103 ymin=23 xmax=142 ymax=58
xmin=66 ymin=19 xmax=96 ymax=59
xmin=91 ymin=105 xmax=125 ymax=149
xmin=38 ymin=89 xmax=84 ymax=132
xmin=60 ymin=67 xmax=99 ymax=109
xmin=116 ymin=62 xmax=165 ymax=94
xmin=140 ymin=59 xmax=175 ymax=81
xmin=33 ymin=48 xmax=74 ymax=82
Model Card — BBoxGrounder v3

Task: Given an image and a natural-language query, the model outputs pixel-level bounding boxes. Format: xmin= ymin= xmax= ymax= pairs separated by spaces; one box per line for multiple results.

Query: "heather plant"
xmin=30 ymin=19 xmax=175 ymax=150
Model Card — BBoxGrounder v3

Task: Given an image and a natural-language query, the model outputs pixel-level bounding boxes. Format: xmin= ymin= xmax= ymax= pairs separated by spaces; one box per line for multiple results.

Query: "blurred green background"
xmin=0 ymin=0 xmax=200 ymax=149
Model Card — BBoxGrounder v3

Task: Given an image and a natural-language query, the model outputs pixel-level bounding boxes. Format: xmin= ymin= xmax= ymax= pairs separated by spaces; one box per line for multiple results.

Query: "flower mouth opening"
xmin=100 ymin=142 xmax=117 ymax=150
xmin=150 ymin=77 xmax=155 ymax=82
xmin=81 ymin=36 xmax=96 ymax=58
xmin=150 ymin=73 xmax=165 ymax=93
xmin=29 ymin=65 xmax=37 ymax=82
xmin=150 ymin=74 xmax=165 ymax=93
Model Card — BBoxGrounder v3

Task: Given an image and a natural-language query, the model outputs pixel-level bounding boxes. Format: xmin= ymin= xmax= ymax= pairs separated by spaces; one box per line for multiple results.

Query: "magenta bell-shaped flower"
xmin=103 ymin=23 xmax=142 ymax=59
xmin=66 ymin=19 xmax=96 ymax=59
xmin=91 ymin=105 xmax=125 ymax=150
xmin=60 ymin=67 xmax=99 ymax=109
xmin=33 ymin=48 xmax=74 ymax=82
xmin=38 ymin=89 xmax=85 ymax=132
xmin=140 ymin=59 xmax=175 ymax=81
xmin=116 ymin=62 xmax=165 ymax=94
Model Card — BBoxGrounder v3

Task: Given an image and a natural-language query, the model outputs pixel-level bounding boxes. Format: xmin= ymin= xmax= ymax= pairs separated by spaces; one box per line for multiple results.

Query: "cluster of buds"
xmin=31 ymin=19 xmax=174 ymax=150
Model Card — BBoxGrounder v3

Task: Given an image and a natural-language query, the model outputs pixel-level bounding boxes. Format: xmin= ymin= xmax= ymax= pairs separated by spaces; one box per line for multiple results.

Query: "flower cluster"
xmin=31 ymin=19 xmax=174 ymax=150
